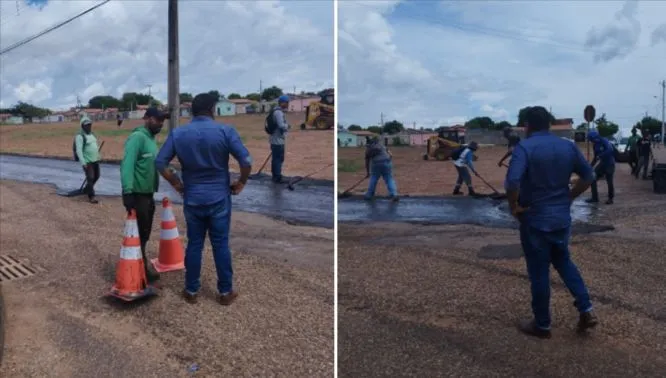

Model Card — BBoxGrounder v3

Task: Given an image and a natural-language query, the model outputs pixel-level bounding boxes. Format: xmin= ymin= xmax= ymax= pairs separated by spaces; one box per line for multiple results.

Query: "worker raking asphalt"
xmin=0 ymin=154 xmax=334 ymax=229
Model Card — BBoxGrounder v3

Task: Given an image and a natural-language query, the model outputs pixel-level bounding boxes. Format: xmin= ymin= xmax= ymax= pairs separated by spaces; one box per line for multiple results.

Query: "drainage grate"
xmin=0 ymin=255 xmax=38 ymax=282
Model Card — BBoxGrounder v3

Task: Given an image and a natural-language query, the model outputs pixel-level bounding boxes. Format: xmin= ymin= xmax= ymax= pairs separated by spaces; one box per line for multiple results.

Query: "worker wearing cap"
xmin=505 ymin=106 xmax=598 ymax=339
xmin=364 ymin=136 xmax=399 ymax=201
xmin=452 ymin=141 xmax=479 ymax=196
xmin=120 ymin=107 xmax=168 ymax=283
xmin=74 ymin=116 xmax=101 ymax=204
xmin=586 ymin=130 xmax=616 ymax=205
xmin=269 ymin=95 xmax=291 ymax=183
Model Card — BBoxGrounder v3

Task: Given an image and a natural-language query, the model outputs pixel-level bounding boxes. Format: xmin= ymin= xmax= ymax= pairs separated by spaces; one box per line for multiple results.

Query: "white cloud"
xmin=0 ymin=0 xmax=333 ymax=110
xmin=338 ymin=0 xmax=666 ymax=134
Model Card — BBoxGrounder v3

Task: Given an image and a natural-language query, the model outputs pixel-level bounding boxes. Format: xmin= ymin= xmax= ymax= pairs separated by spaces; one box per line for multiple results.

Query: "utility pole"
xmin=167 ymin=0 xmax=180 ymax=132
xmin=147 ymin=84 xmax=152 ymax=106
xmin=661 ymin=80 xmax=666 ymax=145
xmin=380 ymin=112 xmax=384 ymax=127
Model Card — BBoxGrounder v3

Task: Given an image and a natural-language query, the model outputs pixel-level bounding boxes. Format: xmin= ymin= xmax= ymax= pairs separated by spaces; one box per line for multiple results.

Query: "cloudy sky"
xmin=339 ymin=0 xmax=666 ymax=133
xmin=0 ymin=0 xmax=333 ymax=110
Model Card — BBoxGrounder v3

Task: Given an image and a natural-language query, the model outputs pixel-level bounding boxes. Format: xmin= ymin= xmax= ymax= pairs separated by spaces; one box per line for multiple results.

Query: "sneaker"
xmin=145 ymin=270 xmax=161 ymax=283
xmin=89 ymin=197 xmax=99 ymax=204
xmin=605 ymin=198 xmax=613 ymax=205
xmin=585 ymin=198 xmax=599 ymax=203
xmin=453 ymin=188 xmax=463 ymax=195
xmin=390 ymin=196 xmax=400 ymax=202
xmin=182 ymin=290 xmax=198 ymax=304
xmin=218 ymin=291 xmax=239 ymax=306
xmin=518 ymin=319 xmax=552 ymax=339
xmin=577 ymin=311 xmax=599 ymax=333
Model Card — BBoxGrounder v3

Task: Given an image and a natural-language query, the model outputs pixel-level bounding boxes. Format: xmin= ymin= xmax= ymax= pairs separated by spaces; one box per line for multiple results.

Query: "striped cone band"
xmin=160 ymin=226 xmax=180 ymax=241
xmin=120 ymin=245 xmax=142 ymax=260
xmin=122 ymin=218 xmax=141 ymax=247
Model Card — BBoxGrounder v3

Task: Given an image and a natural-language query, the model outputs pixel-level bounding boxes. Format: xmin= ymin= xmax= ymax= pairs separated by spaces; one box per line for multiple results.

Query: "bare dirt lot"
xmin=0 ymin=113 xmax=334 ymax=181
xmin=0 ymin=181 xmax=333 ymax=377
xmin=338 ymin=163 xmax=666 ymax=377
xmin=338 ymin=144 xmax=602 ymax=196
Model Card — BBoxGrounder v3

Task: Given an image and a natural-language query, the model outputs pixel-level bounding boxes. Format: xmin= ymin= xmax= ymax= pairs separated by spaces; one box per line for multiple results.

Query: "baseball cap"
xmin=144 ymin=107 xmax=170 ymax=120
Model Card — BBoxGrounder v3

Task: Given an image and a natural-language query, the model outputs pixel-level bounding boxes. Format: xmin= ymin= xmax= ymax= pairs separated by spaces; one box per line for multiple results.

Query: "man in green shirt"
xmin=626 ymin=128 xmax=641 ymax=174
xmin=120 ymin=107 xmax=169 ymax=283
xmin=74 ymin=117 xmax=101 ymax=204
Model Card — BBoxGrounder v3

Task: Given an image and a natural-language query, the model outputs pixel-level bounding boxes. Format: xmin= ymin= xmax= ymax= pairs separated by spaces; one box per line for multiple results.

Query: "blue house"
xmin=338 ymin=130 xmax=377 ymax=147
xmin=215 ymin=99 xmax=236 ymax=116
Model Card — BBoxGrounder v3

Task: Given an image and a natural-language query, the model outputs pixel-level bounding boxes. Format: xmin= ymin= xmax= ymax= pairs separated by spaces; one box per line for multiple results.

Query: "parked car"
xmin=614 ymin=136 xmax=630 ymax=163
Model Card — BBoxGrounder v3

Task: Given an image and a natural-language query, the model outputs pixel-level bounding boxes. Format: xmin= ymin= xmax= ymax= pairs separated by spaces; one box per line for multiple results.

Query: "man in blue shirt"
xmin=586 ymin=130 xmax=616 ymax=204
xmin=505 ymin=106 xmax=598 ymax=339
xmin=155 ymin=93 xmax=253 ymax=306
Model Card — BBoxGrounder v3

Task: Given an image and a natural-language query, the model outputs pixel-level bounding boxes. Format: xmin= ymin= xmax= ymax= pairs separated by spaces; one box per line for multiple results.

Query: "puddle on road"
xmin=0 ymin=155 xmax=334 ymax=229
xmin=338 ymin=195 xmax=605 ymax=231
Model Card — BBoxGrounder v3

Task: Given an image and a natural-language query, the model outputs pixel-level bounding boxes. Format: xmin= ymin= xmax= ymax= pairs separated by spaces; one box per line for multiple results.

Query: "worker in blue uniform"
xmin=504 ymin=106 xmax=599 ymax=339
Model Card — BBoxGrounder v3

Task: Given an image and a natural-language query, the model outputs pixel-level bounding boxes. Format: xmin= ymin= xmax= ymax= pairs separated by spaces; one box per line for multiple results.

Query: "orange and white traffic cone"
xmin=151 ymin=197 xmax=185 ymax=273
xmin=109 ymin=209 xmax=156 ymax=301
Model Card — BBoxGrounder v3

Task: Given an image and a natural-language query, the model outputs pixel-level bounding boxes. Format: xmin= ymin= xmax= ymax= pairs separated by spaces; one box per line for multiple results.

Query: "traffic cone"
xmin=108 ymin=210 xmax=156 ymax=301
xmin=151 ymin=197 xmax=185 ymax=273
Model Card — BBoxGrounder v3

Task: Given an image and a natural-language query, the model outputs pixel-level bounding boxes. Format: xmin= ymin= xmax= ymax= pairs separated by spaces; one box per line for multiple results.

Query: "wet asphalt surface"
xmin=0 ymin=154 xmax=333 ymax=228
xmin=338 ymin=195 xmax=611 ymax=232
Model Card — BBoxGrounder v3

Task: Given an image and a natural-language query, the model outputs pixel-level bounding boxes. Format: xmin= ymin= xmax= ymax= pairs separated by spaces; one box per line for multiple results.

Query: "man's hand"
xmin=497 ymin=161 xmax=503 ymax=167
xmin=365 ymin=171 xmax=370 ymax=178
xmin=122 ymin=194 xmax=135 ymax=214
xmin=473 ymin=171 xmax=480 ymax=177
xmin=230 ymin=180 xmax=245 ymax=195
xmin=509 ymin=202 xmax=529 ymax=219
xmin=171 ymin=180 xmax=184 ymax=195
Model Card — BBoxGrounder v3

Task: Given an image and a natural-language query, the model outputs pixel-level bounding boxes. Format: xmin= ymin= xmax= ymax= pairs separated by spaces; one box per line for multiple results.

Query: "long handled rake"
xmin=338 ymin=176 xmax=368 ymax=198
xmin=249 ymin=152 xmax=272 ymax=179
xmin=286 ymin=163 xmax=333 ymax=191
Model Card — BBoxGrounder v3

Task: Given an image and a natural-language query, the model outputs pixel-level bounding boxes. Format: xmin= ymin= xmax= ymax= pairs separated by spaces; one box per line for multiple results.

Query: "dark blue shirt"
xmin=155 ymin=116 xmax=252 ymax=206
xmin=593 ymin=137 xmax=616 ymax=167
xmin=504 ymin=131 xmax=594 ymax=232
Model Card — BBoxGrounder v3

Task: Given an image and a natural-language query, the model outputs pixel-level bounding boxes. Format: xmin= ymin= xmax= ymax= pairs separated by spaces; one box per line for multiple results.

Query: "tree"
xmin=517 ymin=106 xmax=555 ymax=127
xmin=367 ymin=126 xmax=382 ymax=134
xmin=594 ymin=113 xmax=620 ymax=138
xmin=347 ymin=124 xmax=362 ymax=131
xmin=119 ymin=92 xmax=155 ymax=110
xmin=634 ymin=116 xmax=662 ymax=136
xmin=208 ymin=90 xmax=222 ymax=101
xmin=179 ymin=93 xmax=193 ymax=103
xmin=261 ymin=86 xmax=283 ymax=101
xmin=7 ymin=102 xmax=51 ymax=118
xmin=88 ymin=95 xmax=121 ymax=109
xmin=227 ymin=93 xmax=241 ymax=99
xmin=495 ymin=120 xmax=513 ymax=130
xmin=245 ymin=93 xmax=261 ymax=102
xmin=576 ymin=122 xmax=588 ymax=131
xmin=317 ymin=88 xmax=334 ymax=98
xmin=464 ymin=116 xmax=495 ymax=130
xmin=382 ymin=120 xmax=404 ymax=135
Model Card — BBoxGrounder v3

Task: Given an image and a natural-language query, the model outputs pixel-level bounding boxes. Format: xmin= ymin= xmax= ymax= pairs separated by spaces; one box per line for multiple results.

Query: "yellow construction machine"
xmin=423 ymin=128 xmax=477 ymax=161
xmin=300 ymin=89 xmax=334 ymax=130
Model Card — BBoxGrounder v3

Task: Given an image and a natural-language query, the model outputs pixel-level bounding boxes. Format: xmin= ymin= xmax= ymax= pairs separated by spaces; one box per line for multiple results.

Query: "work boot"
xmin=218 ymin=291 xmax=239 ymax=306
xmin=453 ymin=187 xmax=463 ymax=195
xmin=585 ymin=197 xmax=599 ymax=204
xmin=577 ymin=311 xmax=599 ymax=333
xmin=605 ymin=198 xmax=614 ymax=205
xmin=88 ymin=196 xmax=99 ymax=204
xmin=390 ymin=195 xmax=400 ymax=202
xmin=141 ymin=252 xmax=161 ymax=283
xmin=517 ymin=319 xmax=552 ymax=339
xmin=182 ymin=290 xmax=198 ymax=304
xmin=468 ymin=187 xmax=477 ymax=196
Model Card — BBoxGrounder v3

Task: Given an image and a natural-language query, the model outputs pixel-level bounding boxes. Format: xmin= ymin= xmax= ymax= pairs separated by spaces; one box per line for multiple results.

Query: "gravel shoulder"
xmin=0 ymin=180 xmax=333 ymax=377
xmin=338 ymin=165 xmax=666 ymax=377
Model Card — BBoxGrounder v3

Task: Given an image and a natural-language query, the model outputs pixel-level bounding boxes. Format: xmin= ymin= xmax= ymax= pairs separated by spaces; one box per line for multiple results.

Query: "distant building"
xmin=287 ymin=94 xmax=321 ymax=113
xmin=338 ymin=130 xmax=377 ymax=147
xmin=215 ymin=99 xmax=236 ymax=116
xmin=229 ymin=99 xmax=258 ymax=114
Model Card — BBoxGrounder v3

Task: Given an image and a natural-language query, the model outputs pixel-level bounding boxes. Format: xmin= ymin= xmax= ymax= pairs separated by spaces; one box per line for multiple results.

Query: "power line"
xmin=0 ymin=0 xmax=111 ymax=57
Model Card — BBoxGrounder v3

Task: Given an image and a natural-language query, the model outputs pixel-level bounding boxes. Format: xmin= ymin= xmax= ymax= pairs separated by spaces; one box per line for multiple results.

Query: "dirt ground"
xmin=0 ymin=113 xmax=334 ymax=181
xmin=0 ymin=181 xmax=333 ymax=377
xmin=338 ymin=163 xmax=666 ymax=377
xmin=338 ymin=144 xmax=602 ymax=196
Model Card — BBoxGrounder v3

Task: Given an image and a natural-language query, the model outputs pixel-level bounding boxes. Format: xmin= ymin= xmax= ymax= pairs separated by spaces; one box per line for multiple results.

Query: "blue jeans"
xmin=519 ymin=223 xmax=593 ymax=329
xmin=365 ymin=160 xmax=398 ymax=199
xmin=183 ymin=197 xmax=233 ymax=295
xmin=271 ymin=144 xmax=285 ymax=182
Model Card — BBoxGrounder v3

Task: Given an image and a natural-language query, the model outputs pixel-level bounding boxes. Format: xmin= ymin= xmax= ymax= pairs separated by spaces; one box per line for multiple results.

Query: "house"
xmin=179 ymin=102 xmax=192 ymax=117
xmin=409 ymin=132 xmax=437 ymax=146
xmin=42 ymin=114 xmax=65 ymax=123
xmin=2 ymin=115 xmax=24 ymax=125
xmin=0 ymin=113 xmax=15 ymax=124
xmin=287 ymin=95 xmax=321 ymax=112
xmin=338 ymin=130 xmax=378 ymax=147
xmin=229 ymin=99 xmax=258 ymax=114
xmin=258 ymin=100 xmax=277 ymax=113
xmin=215 ymin=99 xmax=236 ymax=116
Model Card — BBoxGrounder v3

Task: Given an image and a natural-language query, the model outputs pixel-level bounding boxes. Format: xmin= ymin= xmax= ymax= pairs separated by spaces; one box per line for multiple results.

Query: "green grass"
xmin=338 ymin=159 xmax=362 ymax=173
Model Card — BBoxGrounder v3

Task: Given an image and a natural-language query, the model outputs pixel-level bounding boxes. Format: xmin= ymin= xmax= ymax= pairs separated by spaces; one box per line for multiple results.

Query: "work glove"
xmin=122 ymin=194 xmax=135 ymax=214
